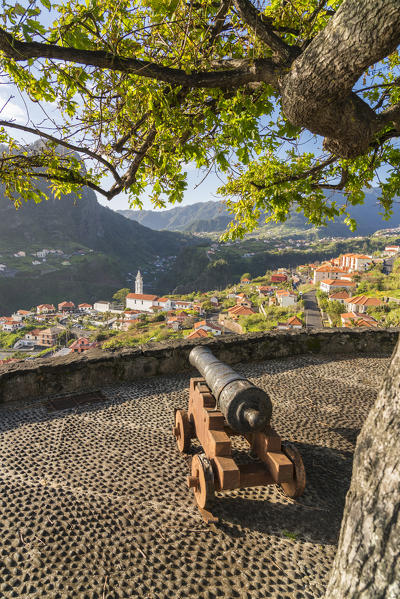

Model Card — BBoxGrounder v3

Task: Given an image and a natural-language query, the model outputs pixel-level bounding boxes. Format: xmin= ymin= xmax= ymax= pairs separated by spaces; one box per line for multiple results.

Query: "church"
xmin=126 ymin=271 xmax=193 ymax=313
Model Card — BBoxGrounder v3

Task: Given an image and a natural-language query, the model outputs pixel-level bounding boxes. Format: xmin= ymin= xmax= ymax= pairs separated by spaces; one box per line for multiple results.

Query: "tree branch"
xmin=250 ymin=156 xmax=336 ymax=190
xmin=0 ymin=27 xmax=280 ymax=89
xmin=0 ymin=120 xmax=122 ymax=182
xmin=233 ymin=0 xmax=300 ymax=63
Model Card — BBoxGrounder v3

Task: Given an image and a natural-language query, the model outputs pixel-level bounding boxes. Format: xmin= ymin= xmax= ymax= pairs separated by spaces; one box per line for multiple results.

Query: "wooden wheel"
xmin=280 ymin=442 xmax=306 ymax=498
xmin=188 ymin=454 xmax=215 ymax=510
xmin=173 ymin=409 xmax=192 ymax=453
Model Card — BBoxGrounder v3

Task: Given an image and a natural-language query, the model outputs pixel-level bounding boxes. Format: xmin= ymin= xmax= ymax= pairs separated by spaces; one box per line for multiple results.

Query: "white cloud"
xmin=0 ymin=96 xmax=26 ymax=122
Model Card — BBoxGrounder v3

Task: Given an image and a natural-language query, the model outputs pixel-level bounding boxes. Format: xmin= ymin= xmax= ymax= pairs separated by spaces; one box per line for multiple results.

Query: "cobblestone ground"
xmin=0 ymin=352 xmax=391 ymax=599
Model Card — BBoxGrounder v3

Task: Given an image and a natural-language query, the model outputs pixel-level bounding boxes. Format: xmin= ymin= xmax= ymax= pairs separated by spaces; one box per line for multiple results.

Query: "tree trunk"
xmin=325 ymin=339 xmax=400 ymax=598
xmin=280 ymin=0 xmax=400 ymax=158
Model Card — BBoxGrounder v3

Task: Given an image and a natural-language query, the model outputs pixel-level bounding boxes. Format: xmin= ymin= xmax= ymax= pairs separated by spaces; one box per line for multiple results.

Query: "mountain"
xmin=0 ymin=183 xmax=193 ymax=313
xmin=118 ymin=201 xmax=231 ymax=232
xmin=118 ymin=190 xmax=400 ymax=236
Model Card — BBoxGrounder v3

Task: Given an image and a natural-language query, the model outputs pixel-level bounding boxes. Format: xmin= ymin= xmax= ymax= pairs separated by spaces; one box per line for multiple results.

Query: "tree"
xmin=112 ymin=288 xmax=130 ymax=304
xmin=325 ymin=341 xmax=400 ymax=599
xmin=0 ymin=1 xmax=399 ymax=237
xmin=0 ymin=2 xmax=400 ymax=594
xmin=241 ymin=272 xmax=252 ymax=281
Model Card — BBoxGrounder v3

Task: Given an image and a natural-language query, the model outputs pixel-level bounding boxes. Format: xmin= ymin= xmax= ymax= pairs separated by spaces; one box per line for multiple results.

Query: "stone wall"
xmin=0 ymin=328 xmax=398 ymax=403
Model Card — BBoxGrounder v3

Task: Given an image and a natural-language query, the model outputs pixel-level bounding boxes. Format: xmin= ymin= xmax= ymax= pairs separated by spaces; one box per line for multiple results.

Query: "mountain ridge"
xmin=118 ymin=190 xmax=400 ymax=236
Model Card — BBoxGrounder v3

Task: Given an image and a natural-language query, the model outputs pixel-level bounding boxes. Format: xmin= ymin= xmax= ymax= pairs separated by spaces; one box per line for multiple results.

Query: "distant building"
xmin=58 ymin=301 xmax=75 ymax=312
xmin=126 ymin=293 xmax=159 ymax=313
xmin=320 ymin=279 xmax=357 ymax=294
xmin=384 ymin=245 xmax=400 ymax=255
xmin=271 ymin=273 xmax=287 ymax=283
xmin=69 ymin=338 xmax=97 ymax=353
xmin=94 ymin=301 xmax=111 ymax=313
xmin=37 ymin=326 xmax=64 ymax=346
xmin=344 ymin=295 xmax=382 ymax=314
xmin=275 ymin=289 xmax=297 ymax=307
xmin=135 ymin=270 xmax=143 ymax=295
xmin=36 ymin=304 xmax=55 ymax=314
xmin=78 ymin=303 xmax=93 ymax=311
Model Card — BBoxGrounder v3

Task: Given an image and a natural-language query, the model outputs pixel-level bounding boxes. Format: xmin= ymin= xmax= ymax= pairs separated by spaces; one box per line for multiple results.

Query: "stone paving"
xmin=0 ymin=352 xmax=391 ymax=599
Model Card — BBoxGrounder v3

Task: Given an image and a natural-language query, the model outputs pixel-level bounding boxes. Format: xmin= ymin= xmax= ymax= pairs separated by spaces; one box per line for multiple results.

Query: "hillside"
xmin=0 ymin=184 xmax=193 ymax=313
xmin=118 ymin=190 xmax=400 ymax=236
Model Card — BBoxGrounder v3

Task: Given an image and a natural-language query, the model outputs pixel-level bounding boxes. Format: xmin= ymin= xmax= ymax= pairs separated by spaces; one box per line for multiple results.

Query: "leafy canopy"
xmin=0 ymin=0 xmax=399 ymax=237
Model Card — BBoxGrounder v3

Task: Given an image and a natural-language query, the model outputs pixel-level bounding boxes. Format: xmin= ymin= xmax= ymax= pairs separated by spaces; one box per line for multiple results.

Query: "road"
xmin=303 ymin=289 xmax=323 ymax=329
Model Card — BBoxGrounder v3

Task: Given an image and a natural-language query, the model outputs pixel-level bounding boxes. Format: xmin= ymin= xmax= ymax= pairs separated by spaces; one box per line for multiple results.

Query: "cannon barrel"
xmin=189 ymin=346 xmax=272 ymax=433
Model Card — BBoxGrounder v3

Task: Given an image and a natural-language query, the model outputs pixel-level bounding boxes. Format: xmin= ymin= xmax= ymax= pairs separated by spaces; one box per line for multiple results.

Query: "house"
xmin=241 ymin=278 xmax=251 ymax=284
xmin=94 ymin=300 xmax=111 ymax=313
xmin=328 ymin=290 xmax=350 ymax=304
xmin=271 ymin=273 xmax=287 ymax=283
xmin=186 ymin=328 xmax=209 ymax=339
xmin=341 ymin=312 xmax=379 ymax=328
xmin=193 ymin=320 xmax=222 ymax=335
xmin=24 ymin=329 xmax=42 ymax=343
xmin=37 ymin=304 xmax=55 ymax=314
xmin=384 ymin=245 xmax=400 ymax=255
xmin=14 ymin=251 xmax=26 ymax=257
xmin=172 ymin=299 xmax=193 ymax=310
xmin=344 ymin=295 xmax=382 ymax=313
xmin=69 ymin=338 xmax=96 ymax=353
xmin=58 ymin=301 xmax=75 ymax=312
xmin=210 ymin=296 xmax=219 ymax=307
xmin=275 ymin=289 xmax=297 ymax=307
xmin=126 ymin=293 xmax=159 ymax=313
xmin=12 ymin=309 xmax=32 ymax=321
xmin=226 ymin=305 xmax=256 ymax=320
xmin=78 ymin=303 xmax=93 ymax=312
xmin=286 ymin=316 xmax=303 ymax=329
xmin=258 ymin=286 xmax=275 ymax=297
xmin=2 ymin=318 xmax=24 ymax=332
xmin=166 ymin=317 xmax=181 ymax=331
xmin=313 ymin=265 xmax=348 ymax=284
xmin=338 ymin=253 xmax=372 ymax=272
xmin=37 ymin=326 xmax=64 ymax=346
xmin=319 ymin=279 xmax=357 ymax=293
xmin=277 ymin=322 xmax=290 ymax=330
xmin=156 ymin=297 xmax=172 ymax=311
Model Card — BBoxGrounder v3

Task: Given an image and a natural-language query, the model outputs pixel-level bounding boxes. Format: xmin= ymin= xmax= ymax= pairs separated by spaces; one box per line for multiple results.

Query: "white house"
xmin=275 ymin=290 xmax=297 ymax=307
xmin=320 ymin=279 xmax=357 ymax=294
xmin=313 ymin=265 xmax=348 ymax=284
xmin=384 ymin=245 xmax=400 ymax=255
xmin=193 ymin=320 xmax=222 ymax=335
xmin=338 ymin=253 xmax=372 ymax=272
xmin=344 ymin=295 xmax=382 ymax=314
xmin=94 ymin=301 xmax=111 ymax=313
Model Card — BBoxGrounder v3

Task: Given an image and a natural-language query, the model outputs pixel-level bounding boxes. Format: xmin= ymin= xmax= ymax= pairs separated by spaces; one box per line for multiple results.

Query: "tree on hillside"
xmin=112 ymin=288 xmax=130 ymax=304
xmin=0 ymin=1 xmax=400 ymax=596
xmin=241 ymin=272 xmax=252 ymax=280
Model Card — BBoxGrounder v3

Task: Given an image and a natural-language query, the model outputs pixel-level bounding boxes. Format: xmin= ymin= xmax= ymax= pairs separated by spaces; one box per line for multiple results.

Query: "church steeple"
xmin=135 ymin=270 xmax=143 ymax=295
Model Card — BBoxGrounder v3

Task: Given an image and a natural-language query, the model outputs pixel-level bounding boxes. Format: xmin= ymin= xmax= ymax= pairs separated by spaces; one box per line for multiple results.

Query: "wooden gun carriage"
xmin=173 ymin=347 xmax=306 ymax=521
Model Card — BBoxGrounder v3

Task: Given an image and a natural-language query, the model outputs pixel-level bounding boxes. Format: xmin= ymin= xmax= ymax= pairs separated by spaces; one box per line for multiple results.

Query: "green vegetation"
xmin=102 ymin=325 xmax=184 ymax=350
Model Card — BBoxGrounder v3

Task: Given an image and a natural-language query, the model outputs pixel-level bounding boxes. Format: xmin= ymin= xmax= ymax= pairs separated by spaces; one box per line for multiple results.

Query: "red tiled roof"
xmin=126 ymin=293 xmax=158 ymax=301
xmin=78 ymin=303 xmax=92 ymax=308
xmin=59 ymin=301 xmax=75 ymax=308
xmin=186 ymin=329 xmax=208 ymax=339
xmin=321 ymin=279 xmax=356 ymax=286
xmin=287 ymin=316 xmax=303 ymax=326
xmin=345 ymin=295 xmax=382 ymax=307
xmin=329 ymin=291 xmax=350 ymax=300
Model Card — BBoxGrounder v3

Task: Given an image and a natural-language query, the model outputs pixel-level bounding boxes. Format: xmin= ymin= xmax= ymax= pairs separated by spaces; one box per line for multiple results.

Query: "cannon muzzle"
xmin=189 ymin=346 xmax=272 ymax=433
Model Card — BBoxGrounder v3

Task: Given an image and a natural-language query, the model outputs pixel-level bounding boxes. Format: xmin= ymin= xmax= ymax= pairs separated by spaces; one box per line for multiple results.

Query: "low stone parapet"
xmin=0 ymin=328 xmax=398 ymax=403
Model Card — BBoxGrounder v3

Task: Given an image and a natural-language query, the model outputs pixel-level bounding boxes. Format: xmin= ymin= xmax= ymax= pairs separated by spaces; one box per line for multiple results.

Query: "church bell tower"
xmin=135 ymin=270 xmax=143 ymax=295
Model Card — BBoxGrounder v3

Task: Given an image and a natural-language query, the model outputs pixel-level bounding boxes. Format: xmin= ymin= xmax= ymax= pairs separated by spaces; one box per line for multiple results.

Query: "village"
xmin=0 ymin=244 xmax=399 ymax=363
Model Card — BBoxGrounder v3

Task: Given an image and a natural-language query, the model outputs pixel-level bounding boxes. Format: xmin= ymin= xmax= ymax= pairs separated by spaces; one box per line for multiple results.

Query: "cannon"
xmin=173 ymin=347 xmax=306 ymax=521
